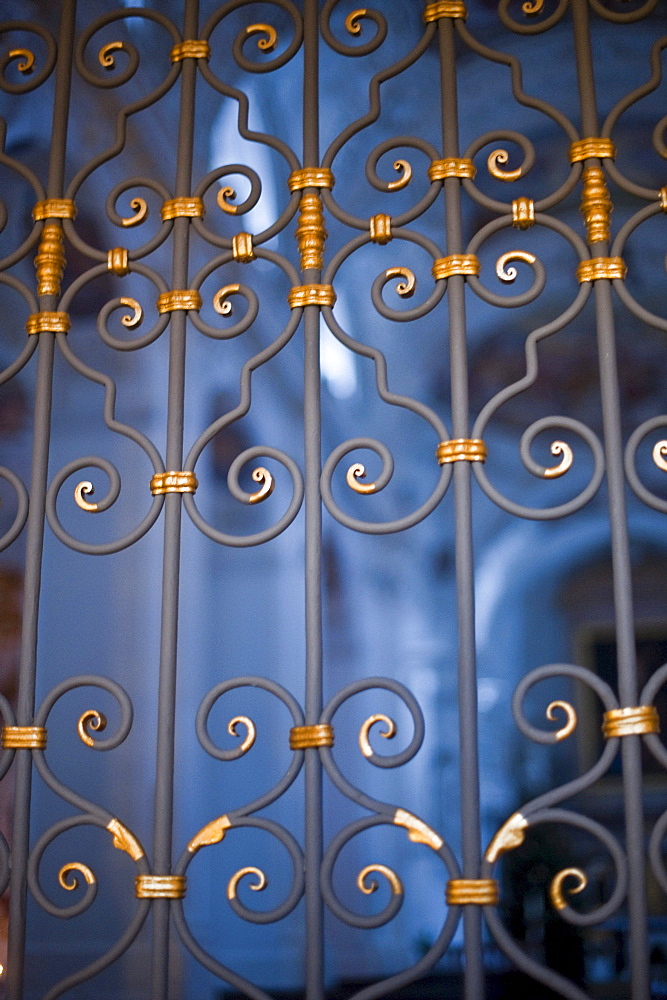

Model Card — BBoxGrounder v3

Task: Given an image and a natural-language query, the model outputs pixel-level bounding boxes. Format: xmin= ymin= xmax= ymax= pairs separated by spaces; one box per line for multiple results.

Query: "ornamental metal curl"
xmin=1 ymin=3 xmax=666 ymax=998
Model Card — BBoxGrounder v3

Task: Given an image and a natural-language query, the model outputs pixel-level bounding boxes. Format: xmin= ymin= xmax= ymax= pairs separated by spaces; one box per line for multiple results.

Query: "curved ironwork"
xmin=0 ymin=1 xmax=665 ymax=998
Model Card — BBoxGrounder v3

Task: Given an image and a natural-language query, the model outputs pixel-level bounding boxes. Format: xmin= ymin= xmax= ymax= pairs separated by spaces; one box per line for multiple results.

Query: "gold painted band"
xmin=2 ymin=726 xmax=47 ymax=749
xmin=26 ymin=312 xmax=71 ymax=335
xmin=289 ymin=724 xmax=334 ymax=749
xmin=33 ymin=199 xmax=76 ymax=221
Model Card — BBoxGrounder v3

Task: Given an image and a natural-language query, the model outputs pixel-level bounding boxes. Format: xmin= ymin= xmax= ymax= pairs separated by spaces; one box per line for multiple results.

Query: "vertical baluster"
xmin=435 ymin=14 xmax=485 ymax=1000
xmin=302 ymin=1 xmax=325 ymax=996
xmin=150 ymin=1 xmax=200 ymax=996
xmin=6 ymin=3 xmax=76 ymax=997
xmin=571 ymin=1 xmax=649 ymax=996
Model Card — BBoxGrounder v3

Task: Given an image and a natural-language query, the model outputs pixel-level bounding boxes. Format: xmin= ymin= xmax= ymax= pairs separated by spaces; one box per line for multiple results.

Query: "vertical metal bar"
xmin=150 ymin=1 xmax=199 ymax=996
xmin=302 ymin=2 xmax=325 ymax=997
xmin=571 ymin=2 xmax=649 ymax=996
xmin=6 ymin=3 xmax=76 ymax=996
xmin=437 ymin=18 xmax=484 ymax=1000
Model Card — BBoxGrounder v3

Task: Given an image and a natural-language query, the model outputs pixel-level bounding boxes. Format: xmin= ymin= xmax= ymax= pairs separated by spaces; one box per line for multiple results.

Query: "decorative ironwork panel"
xmin=0 ymin=1 xmax=665 ymax=998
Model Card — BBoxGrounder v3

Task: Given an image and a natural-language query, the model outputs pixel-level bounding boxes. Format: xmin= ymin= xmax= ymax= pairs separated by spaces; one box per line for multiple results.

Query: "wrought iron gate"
xmin=0 ymin=0 xmax=666 ymax=997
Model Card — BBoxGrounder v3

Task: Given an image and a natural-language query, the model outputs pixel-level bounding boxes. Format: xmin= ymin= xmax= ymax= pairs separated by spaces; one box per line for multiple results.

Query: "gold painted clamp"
xmin=576 ymin=257 xmax=626 ymax=283
xmin=369 ymin=214 xmax=392 ymax=245
xmin=156 ymin=290 xmax=202 ymax=313
xmin=660 ymin=187 xmax=667 ymax=212
xmin=108 ymin=248 xmax=129 ymax=276
xmin=288 ymin=168 xmax=334 ymax=191
xmin=232 ymin=232 xmax=256 ymax=263
xmin=432 ymin=254 xmax=480 ymax=280
xmin=512 ymin=197 xmax=535 ymax=229
xmin=289 ymin=724 xmax=334 ymax=749
xmin=26 ymin=312 xmax=71 ymax=335
xmin=423 ymin=1 xmax=467 ymax=21
xmin=569 ymin=138 xmax=616 ymax=163
xmin=32 ymin=199 xmax=77 ymax=221
xmin=2 ymin=726 xmax=47 ymax=749
xmin=170 ymin=40 xmax=211 ymax=62
xmin=446 ymin=878 xmax=499 ymax=906
xmin=602 ymin=705 xmax=660 ymax=738
xmin=437 ymin=439 xmax=487 ymax=464
xmin=161 ymin=197 xmax=205 ymax=221
xmin=135 ymin=875 xmax=186 ymax=899
xmin=34 ymin=222 xmax=66 ymax=298
xmin=150 ymin=471 xmax=198 ymax=496
xmin=288 ymin=284 xmax=336 ymax=309
xmin=428 ymin=158 xmax=476 ymax=181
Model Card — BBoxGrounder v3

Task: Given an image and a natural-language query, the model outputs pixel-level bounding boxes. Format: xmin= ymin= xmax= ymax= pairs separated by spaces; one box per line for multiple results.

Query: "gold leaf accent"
xmin=77 ymin=709 xmax=107 ymax=746
xmin=393 ymin=809 xmax=443 ymax=851
xmin=495 ymin=250 xmax=536 ymax=283
xmin=428 ymin=158 xmax=476 ymax=181
xmin=487 ymin=149 xmax=522 ymax=183
xmin=485 ymin=812 xmax=528 ymax=863
xmin=387 ymin=159 xmax=412 ymax=191
xmin=423 ymin=1 xmax=467 ymax=21
xmin=602 ymin=705 xmax=660 ymax=738
xmin=108 ymin=248 xmax=129 ymax=276
xmin=432 ymin=255 xmax=480 ymax=280
xmin=73 ymin=482 xmax=98 ymax=512
xmin=26 ymin=312 xmax=70 ymax=335
xmin=369 ymin=214 xmax=392 ymax=245
xmin=385 ymin=266 xmax=415 ymax=297
xmin=227 ymin=866 xmax=266 ymax=900
xmin=8 ymin=48 xmax=35 ymax=74
xmin=156 ymin=290 xmax=202 ymax=313
xmin=217 ymin=186 xmax=238 ymax=214
xmin=569 ymin=138 xmax=616 ymax=163
xmin=161 ymin=197 xmax=204 ymax=221
xmin=580 ymin=166 xmax=612 ymax=244
xmin=289 ymin=724 xmax=334 ymax=749
xmin=245 ymin=23 xmax=278 ymax=53
xmin=346 ymin=463 xmax=377 ymax=495
xmin=345 ymin=9 xmax=367 ymax=35
xmin=33 ymin=199 xmax=76 ymax=221
xmin=652 ymin=441 xmax=667 ymax=471
xmin=296 ymin=193 xmax=326 ymax=270
xmin=287 ymin=284 xmax=336 ymax=309
xmin=232 ymin=232 xmax=255 ymax=263
xmin=248 ymin=467 xmax=274 ymax=505
xmin=34 ymin=221 xmax=66 ymax=298
xmin=120 ymin=197 xmax=148 ymax=228
xmin=107 ymin=818 xmax=145 ymax=861
xmin=98 ymin=41 xmax=125 ymax=70
xmin=150 ymin=471 xmax=198 ymax=496
xmin=446 ymin=878 xmax=499 ymax=905
xmin=359 ymin=713 xmax=396 ymax=757
xmin=228 ymin=715 xmax=256 ymax=752
xmin=213 ymin=284 xmax=240 ymax=316
xmin=135 ymin=875 xmax=186 ymax=899
xmin=512 ymin=197 xmax=535 ymax=229
xmin=119 ymin=297 xmax=143 ymax=329
xmin=187 ymin=814 xmax=231 ymax=854
xmin=358 ymin=864 xmax=403 ymax=896
xmin=1 ymin=726 xmax=47 ymax=750
xmin=576 ymin=257 xmax=626 ymax=283
xmin=550 ymin=867 xmax=586 ymax=911
xmin=543 ymin=441 xmax=573 ymax=479
xmin=437 ymin=439 xmax=487 ymax=464
xmin=59 ymin=863 xmax=95 ymax=890
xmin=170 ymin=40 xmax=211 ymax=62
xmin=546 ymin=700 xmax=577 ymax=739
xmin=288 ymin=168 xmax=335 ymax=192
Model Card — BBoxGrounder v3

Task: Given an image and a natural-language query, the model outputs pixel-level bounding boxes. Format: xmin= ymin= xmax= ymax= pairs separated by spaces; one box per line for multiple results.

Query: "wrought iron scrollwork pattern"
xmin=0 ymin=1 xmax=666 ymax=998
